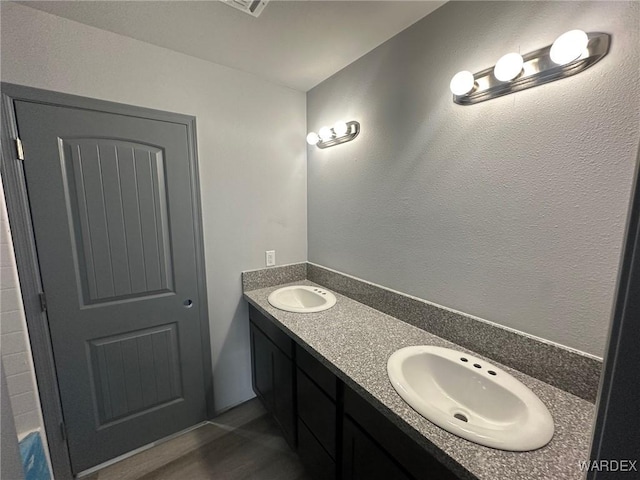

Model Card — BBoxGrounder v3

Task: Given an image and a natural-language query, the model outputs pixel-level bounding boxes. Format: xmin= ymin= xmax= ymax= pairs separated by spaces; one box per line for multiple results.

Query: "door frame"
xmin=0 ymin=82 xmax=214 ymax=479
xmin=587 ymin=145 xmax=640 ymax=477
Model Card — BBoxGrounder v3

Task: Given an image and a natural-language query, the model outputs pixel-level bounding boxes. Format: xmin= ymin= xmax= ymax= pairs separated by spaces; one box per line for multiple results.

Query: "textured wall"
xmin=307 ymin=1 xmax=640 ymax=357
xmin=0 ymin=2 xmax=307 ymax=411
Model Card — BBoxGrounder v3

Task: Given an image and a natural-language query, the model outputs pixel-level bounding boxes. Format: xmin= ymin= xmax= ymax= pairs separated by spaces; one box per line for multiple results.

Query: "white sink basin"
xmin=268 ymin=285 xmax=336 ymax=313
xmin=387 ymin=346 xmax=554 ymax=451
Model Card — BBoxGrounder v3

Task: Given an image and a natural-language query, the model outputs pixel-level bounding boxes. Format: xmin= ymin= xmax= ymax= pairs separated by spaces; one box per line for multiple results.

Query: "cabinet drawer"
xmin=297 ymin=368 xmax=336 ymax=458
xmin=298 ymin=418 xmax=337 ymax=480
xmin=249 ymin=304 xmax=293 ymax=358
xmin=344 ymin=386 xmax=458 ymax=480
xmin=342 ymin=416 xmax=412 ymax=480
xmin=296 ymin=343 xmax=337 ymax=400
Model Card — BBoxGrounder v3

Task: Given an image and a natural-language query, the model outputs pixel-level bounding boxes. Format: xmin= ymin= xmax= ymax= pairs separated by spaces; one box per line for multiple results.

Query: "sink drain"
xmin=453 ymin=413 xmax=468 ymax=422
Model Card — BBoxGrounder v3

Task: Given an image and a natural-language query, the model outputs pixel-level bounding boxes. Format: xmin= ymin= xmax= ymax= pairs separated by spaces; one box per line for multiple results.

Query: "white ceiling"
xmin=17 ymin=0 xmax=446 ymax=91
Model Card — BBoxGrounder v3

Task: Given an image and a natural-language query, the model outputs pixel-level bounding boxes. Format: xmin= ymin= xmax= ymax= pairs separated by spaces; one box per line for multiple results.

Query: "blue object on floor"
xmin=19 ymin=432 xmax=51 ymax=480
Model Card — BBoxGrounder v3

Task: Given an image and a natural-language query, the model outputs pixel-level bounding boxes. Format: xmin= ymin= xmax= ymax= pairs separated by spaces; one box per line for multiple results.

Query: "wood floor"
xmin=83 ymin=398 xmax=312 ymax=480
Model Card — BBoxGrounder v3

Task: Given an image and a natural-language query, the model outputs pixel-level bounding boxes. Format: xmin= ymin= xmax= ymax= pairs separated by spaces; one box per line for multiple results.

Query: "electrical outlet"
xmin=265 ymin=250 xmax=276 ymax=267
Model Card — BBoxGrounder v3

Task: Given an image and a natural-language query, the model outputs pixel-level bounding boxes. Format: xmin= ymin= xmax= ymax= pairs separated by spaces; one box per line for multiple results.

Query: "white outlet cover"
xmin=265 ymin=250 xmax=276 ymax=266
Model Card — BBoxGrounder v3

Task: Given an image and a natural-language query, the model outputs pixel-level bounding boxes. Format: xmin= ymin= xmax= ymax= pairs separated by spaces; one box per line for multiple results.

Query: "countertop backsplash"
xmin=243 ymin=262 xmax=601 ymax=402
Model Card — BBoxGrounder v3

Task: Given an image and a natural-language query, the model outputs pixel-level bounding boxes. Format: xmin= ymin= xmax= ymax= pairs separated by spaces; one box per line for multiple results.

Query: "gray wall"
xmin=0 ymin=2 xmax=307 ymax=411
xmin=307 ymin=1 xmax=640 ymax=357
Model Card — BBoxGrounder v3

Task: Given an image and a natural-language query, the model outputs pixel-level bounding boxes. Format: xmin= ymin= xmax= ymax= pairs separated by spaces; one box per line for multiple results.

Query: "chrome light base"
xmin=316 ymin=121 xmax=360 ymax=149
xmin=453 ymin=32 xmax=610 ymax=106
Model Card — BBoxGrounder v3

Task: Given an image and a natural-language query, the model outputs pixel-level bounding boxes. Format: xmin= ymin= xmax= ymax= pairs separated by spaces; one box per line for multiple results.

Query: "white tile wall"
xmin=0 ymin=178 xmax=50 ymax=448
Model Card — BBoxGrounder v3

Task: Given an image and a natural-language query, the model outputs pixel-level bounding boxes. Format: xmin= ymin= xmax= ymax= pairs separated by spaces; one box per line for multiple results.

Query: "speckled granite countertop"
xmin=244 ymin=280 xmax=595 ymax=480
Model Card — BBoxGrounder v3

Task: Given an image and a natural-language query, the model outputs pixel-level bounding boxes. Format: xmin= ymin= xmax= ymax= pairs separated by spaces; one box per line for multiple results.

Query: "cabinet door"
xmin=297 ymin=366 xmax=338 ymax=480
xmin=251 ymin=322 xmax=274 ymax=411
xmin=273 ymin=346 xmax=296 ymax=446
xmin=298 ymin=418 xmax=336 ymax=480
xmin=250 ymin=321 xmax=296 ymax=447
xmin=344 ymin=386 xmax=458 ymax=480
xmin=297 ymin=368 xmax=336 ymax=458
xmin=342 ymin=417 xmax=412 ymax=480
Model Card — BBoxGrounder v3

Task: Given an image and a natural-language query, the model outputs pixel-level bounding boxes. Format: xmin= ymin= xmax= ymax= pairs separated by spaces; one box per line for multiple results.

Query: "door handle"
xmin=183 ymin=299 xmax=193 ymax=308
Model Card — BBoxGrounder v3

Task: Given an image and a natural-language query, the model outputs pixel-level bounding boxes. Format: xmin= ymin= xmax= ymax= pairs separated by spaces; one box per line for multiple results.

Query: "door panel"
xmin=14 ymin=100 xmax=207 ymax=473
xmin=61 ymin=138 xmax=174 ymax=303
xmin=89 ymin=323 xmax=182 ymax=425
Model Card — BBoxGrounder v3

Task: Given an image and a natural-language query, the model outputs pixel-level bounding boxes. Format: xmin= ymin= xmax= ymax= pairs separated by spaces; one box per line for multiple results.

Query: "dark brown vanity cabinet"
xmin=249 ymin=305 xmax=296 ymax=447
xmin=248 ymin=304 xmax=459 ymax=480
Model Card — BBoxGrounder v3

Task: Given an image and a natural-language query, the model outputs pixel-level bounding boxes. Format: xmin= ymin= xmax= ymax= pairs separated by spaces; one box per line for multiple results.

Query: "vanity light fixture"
xmin=450 ymin=30 xmax=610 ymax=105
xmin=307 ymin=120 xmax=360 ymax=149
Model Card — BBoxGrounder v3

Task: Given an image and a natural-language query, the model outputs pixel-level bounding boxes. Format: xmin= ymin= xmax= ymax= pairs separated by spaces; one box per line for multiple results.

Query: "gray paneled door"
xmin=14 ymin=100 xmax=208 ymax=473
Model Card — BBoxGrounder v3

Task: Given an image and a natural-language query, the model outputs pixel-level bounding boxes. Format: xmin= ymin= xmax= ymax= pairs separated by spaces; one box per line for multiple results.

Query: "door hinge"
xmin=39 ymin=292 xmax=47 ymax=312
xmin=60 ymin=421 xmax=67 ymax=441
xmin=15 ymin=138 xmax=24 ymax=161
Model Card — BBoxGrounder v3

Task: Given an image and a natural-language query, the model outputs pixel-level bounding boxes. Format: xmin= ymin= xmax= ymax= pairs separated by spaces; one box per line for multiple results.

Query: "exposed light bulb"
xmin=318 ymin=126 xmax=333 ymax=141
xmin=449 ymin=71 xmax=475 ymax=96
xmin=333 ymin=121 xmax=348 ymax=136
xmin=306 ymin=132 xmax=319 ymax=145
xmin=550 ymin=30 xmax=588 ymax=65
xmin=494 ymin=52 xmax=524 ymax=82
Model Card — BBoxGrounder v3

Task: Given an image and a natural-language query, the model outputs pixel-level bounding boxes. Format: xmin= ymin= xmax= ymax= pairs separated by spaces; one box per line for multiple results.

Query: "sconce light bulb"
xmin=333 ymin=121 xmax=349 ymax=136
xmin=449 ymin=71 xmax=475 ymax=96
xmin=550 ymin=29 xmax=588 ymax=65
xmin=306 ymin=132 xmax=319 ymax=145
xmin=318 ymin=126 xmax=333 ymax=141
xmin=493 ymin=52 xmax=524 ymax=82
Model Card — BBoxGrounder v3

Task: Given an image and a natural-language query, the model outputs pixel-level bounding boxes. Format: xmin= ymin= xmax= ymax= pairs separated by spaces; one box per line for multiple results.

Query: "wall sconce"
xmin=307 ymin=120 xmax=360 ymax=149
xmin=450 ymin=30 xmax=610 ymax=105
